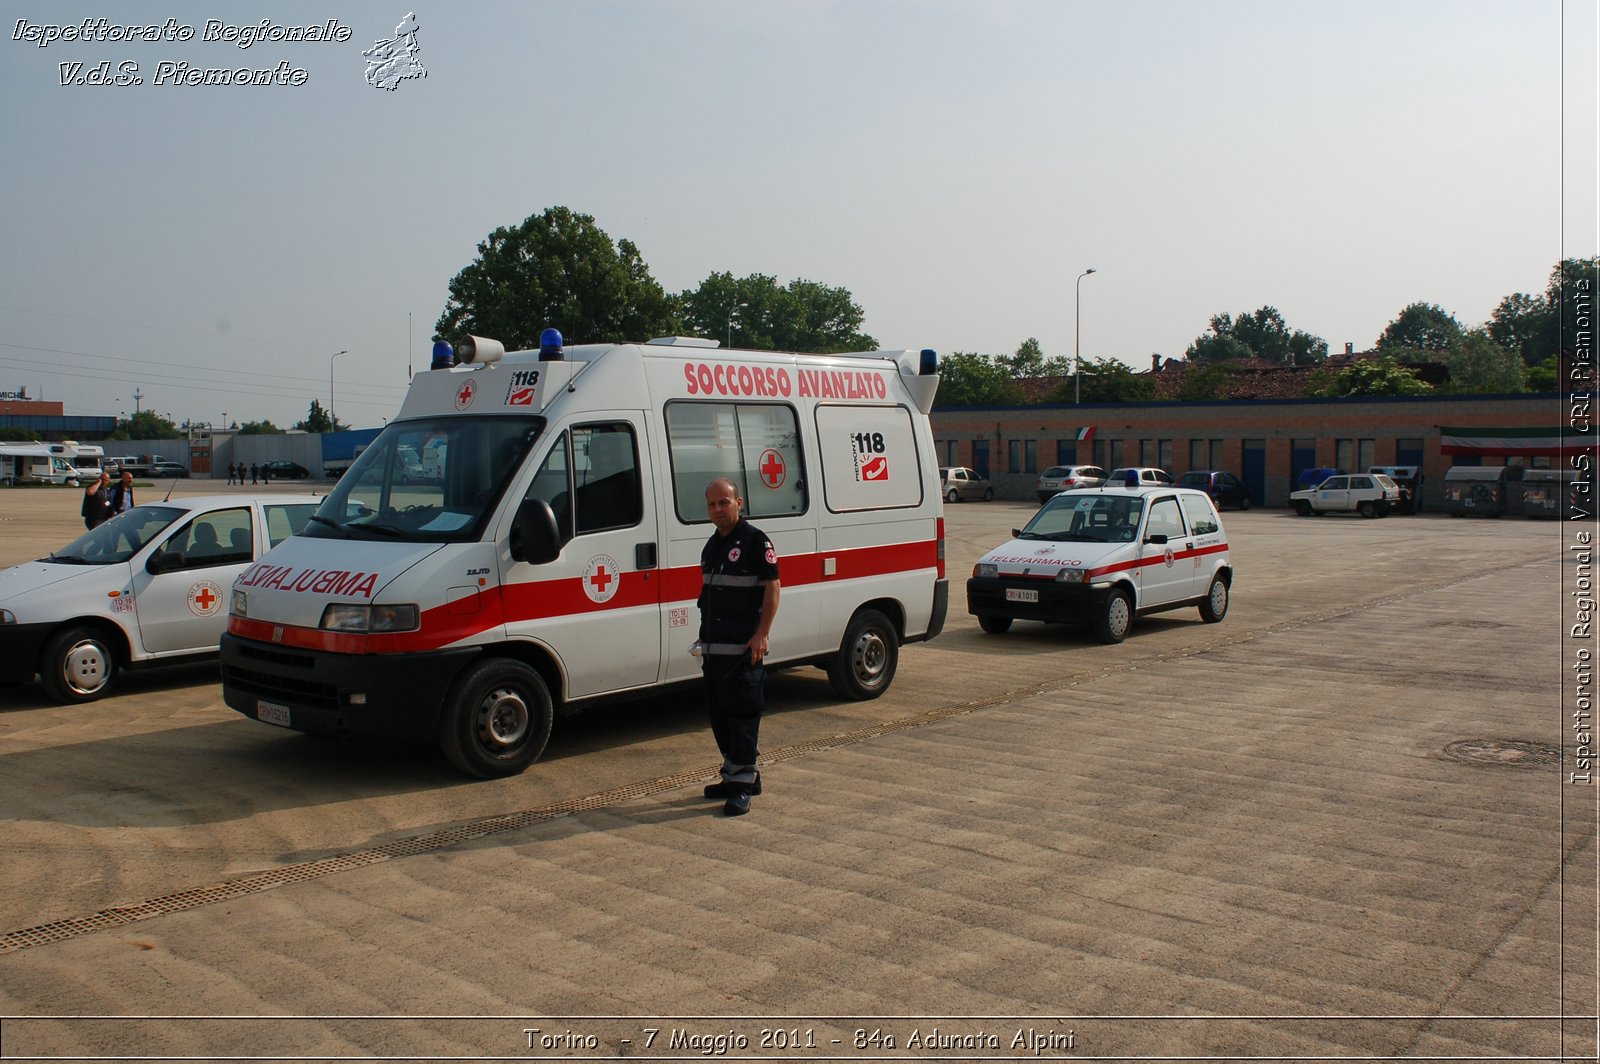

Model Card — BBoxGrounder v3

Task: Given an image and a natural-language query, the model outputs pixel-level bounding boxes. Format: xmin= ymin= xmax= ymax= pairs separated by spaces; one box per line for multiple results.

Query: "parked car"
xmin=147 ymin=460 xmax=189 ymax=478
xmin=1106 ymin=467 xmax=1174 ymax=487
xmin=1036 ymin=464 xmax=1108 ymax=503
xmin=939 ymin=466 xmax=993 ymax=502
xmin=1178 ymin=469 xmax=1251 ymax=510
xmin=967 ymin=484 xmax=1232 ymax=644
xmin=0 ymin=494 xmax=321 ymax=702
xmin=1289 ymin=472 xmax=1401 ymax=517
xmin=260 ymin=460 xmax=310 ymax=480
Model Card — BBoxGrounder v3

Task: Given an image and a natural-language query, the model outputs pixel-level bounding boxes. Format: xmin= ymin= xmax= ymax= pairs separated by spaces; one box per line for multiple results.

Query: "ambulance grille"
xmin=223 ymin=666 xmax=338 ymax=708
xmin=235 ymin=643 xmax=317 ymax=670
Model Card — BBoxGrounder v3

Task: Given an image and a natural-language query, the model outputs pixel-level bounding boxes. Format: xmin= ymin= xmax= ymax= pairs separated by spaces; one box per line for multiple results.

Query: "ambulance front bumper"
xmin=220 ymin=632 xmax=478 ymax=741
xmin=966 ymin=576 xmax=1107 ymax=624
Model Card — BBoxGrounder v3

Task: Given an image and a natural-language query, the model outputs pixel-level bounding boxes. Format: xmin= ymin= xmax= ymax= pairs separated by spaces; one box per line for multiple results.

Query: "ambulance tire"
xmin=827 ymin=609 xmax=898 ymax=701
xmin=978 ymin=614 xmax=1013 ymax=634
xmin=40 ymin=625 xmax=118 ymax=703
xmin=1093 ymin=589 xmax=1133 ymax=644
xmin=437 ymin=658 xmax=553 ymax=778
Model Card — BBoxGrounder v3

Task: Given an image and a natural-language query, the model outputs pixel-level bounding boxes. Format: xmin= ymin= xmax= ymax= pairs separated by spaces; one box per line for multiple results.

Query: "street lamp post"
xmin=330 ymin=349 xmax=348 ymax=430
xmin=727 ymin=302 xmax=747 ymax=349
xmin=221 ymin=412 xmax=227 ymax=433
xmin=1074 ymin=268 xmax=1098 ymax=404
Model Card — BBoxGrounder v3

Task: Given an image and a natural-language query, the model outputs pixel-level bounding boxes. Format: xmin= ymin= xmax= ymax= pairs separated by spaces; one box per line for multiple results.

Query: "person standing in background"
xmin=81 ymin=472 xmax=112 ymax=530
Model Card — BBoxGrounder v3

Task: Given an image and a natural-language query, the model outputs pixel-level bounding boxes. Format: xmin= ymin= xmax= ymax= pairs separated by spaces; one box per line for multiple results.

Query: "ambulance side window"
xmin=664 ymin=401 xmax=805 ymax=524
xmin=573 ymin=423 xmax=641 ymax=534
xmin=1179 ymin=494 xmax=1220 ymax=535
xmin=525 ymin=432 xmax=574 ymax=544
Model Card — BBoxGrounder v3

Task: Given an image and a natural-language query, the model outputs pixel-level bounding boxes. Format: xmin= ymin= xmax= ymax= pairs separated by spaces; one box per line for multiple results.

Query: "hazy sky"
xmin=1 ymin=1 xmax=1595 ymax=431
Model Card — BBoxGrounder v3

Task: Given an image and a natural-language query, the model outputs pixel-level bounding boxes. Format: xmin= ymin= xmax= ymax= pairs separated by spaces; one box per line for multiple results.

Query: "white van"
xmin=222 ymin=332 xmax=949 ymax=777
xmin=966 ymin=484 xmax=1232 ymax=643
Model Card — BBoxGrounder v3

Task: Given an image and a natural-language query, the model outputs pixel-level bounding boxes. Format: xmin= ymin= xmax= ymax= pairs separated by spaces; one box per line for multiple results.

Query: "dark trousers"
xmin=703 ymin=653 xmax=764 ymax=785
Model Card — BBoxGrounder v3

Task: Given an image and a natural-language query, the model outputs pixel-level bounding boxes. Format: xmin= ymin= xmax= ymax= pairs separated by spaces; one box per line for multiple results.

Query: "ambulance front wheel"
xmin=437 ymin=658 xmax=554 ymax=778
xmin=40 ymin=625 xmax=118 ymax=703
xmin=827 ymin=608 xmax=898 ymax=701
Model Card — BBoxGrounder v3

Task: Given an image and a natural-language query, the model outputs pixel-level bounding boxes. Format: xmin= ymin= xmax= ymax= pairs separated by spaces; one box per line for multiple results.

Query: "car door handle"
xmin=635 ymin=543 xmax=657 ymax=569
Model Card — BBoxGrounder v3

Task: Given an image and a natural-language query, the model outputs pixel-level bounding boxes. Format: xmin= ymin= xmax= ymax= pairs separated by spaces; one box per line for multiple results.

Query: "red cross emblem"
xmin=195 ymin=587 xmax=217 ymax=610
xmin=188 ymin=581 xmax=222 ymax=617
xmin=454 ymin=379 xmax=477 ymax=410
xmin=759 ymin=448 xmax=786 ymax=489
xmin=582 ymin=554 xmax=621 ymax=604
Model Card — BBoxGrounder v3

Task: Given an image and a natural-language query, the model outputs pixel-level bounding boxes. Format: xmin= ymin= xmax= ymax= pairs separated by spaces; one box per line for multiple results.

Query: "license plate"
xmin=1006 ymin=588 xmax=1039 ymax=603
xmin=256 ymin=700 xmax=291 ymax=728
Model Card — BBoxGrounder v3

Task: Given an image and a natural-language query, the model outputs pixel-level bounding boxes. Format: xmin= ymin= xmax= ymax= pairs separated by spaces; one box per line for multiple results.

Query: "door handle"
xmin=636 ymin=543 xmax=657 ymax=569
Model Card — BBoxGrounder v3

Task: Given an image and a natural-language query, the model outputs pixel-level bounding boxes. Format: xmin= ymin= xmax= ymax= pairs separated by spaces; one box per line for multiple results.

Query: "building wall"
xmin=932 ymin=392 xmax=1575 ymax=508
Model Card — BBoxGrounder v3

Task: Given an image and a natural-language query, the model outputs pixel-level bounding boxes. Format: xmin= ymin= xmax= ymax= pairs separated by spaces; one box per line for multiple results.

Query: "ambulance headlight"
xmin=1055 ymin=568 xmax=1088 ymax=583
xmin=320 ymin=603 xmax=420 ymax=632
xmin=974 ymin=562 xmax=998 ymax=579
xmin=231 ymin=590 xmax=248 ymax=617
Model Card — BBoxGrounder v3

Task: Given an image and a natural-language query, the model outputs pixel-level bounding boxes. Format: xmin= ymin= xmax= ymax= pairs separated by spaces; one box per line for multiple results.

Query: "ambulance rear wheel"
xmin=438 ymin=658 xmax=553 ymax=778
xmin=1093 ymin=589 xmax=1132 ymax=644
xmin=828 ymin=609 xmax=898 ymax=701
xmin=40 ymin=626 xmax=118 ymax=703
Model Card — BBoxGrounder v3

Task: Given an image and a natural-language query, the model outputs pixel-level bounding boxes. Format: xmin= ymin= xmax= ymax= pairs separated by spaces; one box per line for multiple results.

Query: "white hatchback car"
xmin=967 ymin=484 xmax=1231 ymax=643
xmin=1036 ymin=464 xmax=1108 ymax=503
xmin=1289 ymin=473 xmax=1401 ymax=518
xmin=0 ymin=494 xmax=320 ymax=702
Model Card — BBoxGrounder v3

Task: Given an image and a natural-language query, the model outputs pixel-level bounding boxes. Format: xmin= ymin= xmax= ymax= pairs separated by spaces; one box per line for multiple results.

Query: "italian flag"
xmin=1438 ymin=426 xmax=1589 ymax=457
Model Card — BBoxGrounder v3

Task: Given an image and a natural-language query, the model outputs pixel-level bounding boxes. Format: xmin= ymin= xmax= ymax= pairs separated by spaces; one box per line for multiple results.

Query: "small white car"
xmin=1289 ymin=473 xmax=1401 ymax=518
xmin=1036 ymin=464 xmax=1108 ymax=503
xmin=0 ymin=494 xmax=319 ymax=702
xmin=967 ymin=484 xmax=1232 ymax=643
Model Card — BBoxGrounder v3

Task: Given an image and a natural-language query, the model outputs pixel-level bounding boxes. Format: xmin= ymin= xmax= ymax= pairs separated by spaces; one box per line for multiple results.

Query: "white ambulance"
xmin=221 ymin=331 xmax=949 ymax=777
xmin=966 ymin=484 xmax=1232 ymax=644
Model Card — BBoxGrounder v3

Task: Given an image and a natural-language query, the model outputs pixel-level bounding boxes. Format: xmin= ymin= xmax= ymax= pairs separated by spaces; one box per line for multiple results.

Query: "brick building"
xmin=931 ymin=391 xmax=1587 ymax=509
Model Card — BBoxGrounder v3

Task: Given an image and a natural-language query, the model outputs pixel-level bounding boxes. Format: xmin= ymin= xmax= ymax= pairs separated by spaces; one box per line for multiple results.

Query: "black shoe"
xmin=723 ymin=790 xmax=751 ymax=817
xmin=704 ymin=774 xmax=761 ymax=799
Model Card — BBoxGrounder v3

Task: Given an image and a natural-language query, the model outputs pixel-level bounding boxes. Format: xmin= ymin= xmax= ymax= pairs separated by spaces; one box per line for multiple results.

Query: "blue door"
xmin=973 ymin=440 xmax=990 ymax=479
xmin=1242 ymin=439 xmax=1266 ymax=506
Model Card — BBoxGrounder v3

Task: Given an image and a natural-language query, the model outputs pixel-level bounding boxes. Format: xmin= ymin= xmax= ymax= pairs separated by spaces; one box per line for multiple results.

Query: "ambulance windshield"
xmin=1018 ymin=493 xmax=1145 ymax=544
xmin=306 ymin=415 xmax=545 ymax=542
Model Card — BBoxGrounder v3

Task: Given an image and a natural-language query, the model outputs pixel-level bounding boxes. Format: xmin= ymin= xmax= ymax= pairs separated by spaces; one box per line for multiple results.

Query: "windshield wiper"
xmin=353 ymin=522 xmax=405 ymax=538
xmin=307 ymin=514 xmax=351 ymax=537
xmin=46 ymin=553 xmax=93 ymax=564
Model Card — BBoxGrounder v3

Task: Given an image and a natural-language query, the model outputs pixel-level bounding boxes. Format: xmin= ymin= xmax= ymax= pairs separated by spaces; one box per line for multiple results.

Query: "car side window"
xmin=171 ymin=508 xmax=253 ymax=570
xmin=1322 ymin=477 xmax=1348 ymax=490
xmin=1146 ymin=497 xmax=1185 ymax=540
xmin=572 ymin=422 xmax=642 ymax=535
xmin=265 ymin=504 xmax=315 ymax=547
xmin=1180 ymin=494 xmax=1220 ymax=535
xmin=1350 ymin=476 xmax=1373 ymax=489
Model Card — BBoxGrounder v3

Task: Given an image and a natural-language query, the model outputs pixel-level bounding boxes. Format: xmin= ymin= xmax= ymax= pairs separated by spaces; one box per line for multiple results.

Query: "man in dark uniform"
xmin=698 ymin=478 xmax=781 ymax=817
xmin=108 ymin=470 xmax=136 ymax=516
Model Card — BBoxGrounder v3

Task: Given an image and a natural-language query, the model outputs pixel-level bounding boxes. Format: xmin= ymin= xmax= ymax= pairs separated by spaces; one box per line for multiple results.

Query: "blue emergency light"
xmin=919 ymin=348 xmax=938 ymax=375
xmin=539 ymin=328 xmax=564 ymax=362
xmin=430 ymin=340 xmax=455 ymax=369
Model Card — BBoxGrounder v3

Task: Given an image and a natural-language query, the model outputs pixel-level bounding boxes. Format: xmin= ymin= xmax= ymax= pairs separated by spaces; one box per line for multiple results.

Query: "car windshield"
xmin=43 ymin=505 xmax=186 ymax=565
xmin=1017 ymin=494 xmax=1145 ymax=543
xmin=305 ymin=415 xmax=545 ymax=542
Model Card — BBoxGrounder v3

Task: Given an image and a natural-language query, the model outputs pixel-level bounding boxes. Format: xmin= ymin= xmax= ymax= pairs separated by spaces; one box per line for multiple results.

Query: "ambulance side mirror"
xmin=511 ymin=497 xmax=562 ymax=565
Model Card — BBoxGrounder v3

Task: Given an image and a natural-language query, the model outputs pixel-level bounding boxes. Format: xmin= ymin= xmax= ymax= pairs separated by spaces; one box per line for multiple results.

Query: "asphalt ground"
xmin=0 ymin=481 xmax=1595 ymax=1063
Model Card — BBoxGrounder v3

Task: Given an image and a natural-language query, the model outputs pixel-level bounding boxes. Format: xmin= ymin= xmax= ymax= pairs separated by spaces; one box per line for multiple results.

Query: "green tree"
xmin=114 ymin=411 xmax=182 ymax=440
xmin=1000 ymin=337 xmax=1071 ymax=377
xmin=1176 ymin=363 xmax=1231 ymax=401
xmin=434 ymin=206 xmax=678 ymax=350
xmin=1393 ymin=328 xmax=1524 ymax=394
xmin=1186 ymin=306 xmax=1326 ymax=364
xmin=1487 ymin=291 xmax=1551 ymax=366
xmin=677 ymin=272 xmax=875 ymax=353
xmin=1523 ymin=354 xmax=1560 ymax=391
xmin=1312 ymin=357 xmax=1432 ymax=397
xmin=1045 ymin=357 xmax=1155 ymax=402
xmin=933 ymin=351 xmax=1025 ymax=406
xmin=1376 ymin=302 xmax=1462 ymax=353
xmin=294 ymin=400 xmax=341 ymax=434
xmin=0 ymin=427 xmax=37 ymax=441
xmin=236 ymin=420 xmax=283 ymax=435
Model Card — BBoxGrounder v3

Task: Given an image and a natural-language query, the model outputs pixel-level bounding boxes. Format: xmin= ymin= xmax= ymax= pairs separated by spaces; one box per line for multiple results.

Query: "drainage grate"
xmin=1441 ymin=738 xmax=1564 ymax=768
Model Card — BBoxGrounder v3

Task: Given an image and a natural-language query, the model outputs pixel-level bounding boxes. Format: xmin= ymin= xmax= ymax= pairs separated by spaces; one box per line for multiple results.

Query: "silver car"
xmin=939 ymin=466 xmax=994 ymax=502
xmin=1036 ymin=464 xmax=1108 ymax=503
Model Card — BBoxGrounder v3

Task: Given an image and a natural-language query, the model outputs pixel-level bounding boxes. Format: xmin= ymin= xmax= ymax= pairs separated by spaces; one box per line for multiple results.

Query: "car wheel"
xmin=1358 ymin=501 xmax=1377 ymax=518
xmin=1092 ymin=589 xmax=1132 ymax=644
xmin=827 ymin=608 xmax=898 ymax=700
xmin=1199 ymin=575 xmax=1229 ymax=623
xmin=1239 ymin=495 xmax=1250 ymax=511
xmin=982 ymin=487 xmax=994 ymax=501
xmin=978 ymin=614 xmax=1013 ymax=635
xmin=946 ymin=488 xmax=959 ymax=503
xmin=40 ymin=626 xmax=118 ymax=703
xmin=437 ymin=658 xmax=554 ymax=778
xmin=1294 ymin=501 xmax=1312 ymax=516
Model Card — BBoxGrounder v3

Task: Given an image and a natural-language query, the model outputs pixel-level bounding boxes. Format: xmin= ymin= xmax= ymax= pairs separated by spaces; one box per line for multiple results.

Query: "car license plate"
xmin=1006 ymin=588 xmax=1039 ymax=603
xmin=256 ymin=700 xmax=291 ymax=728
